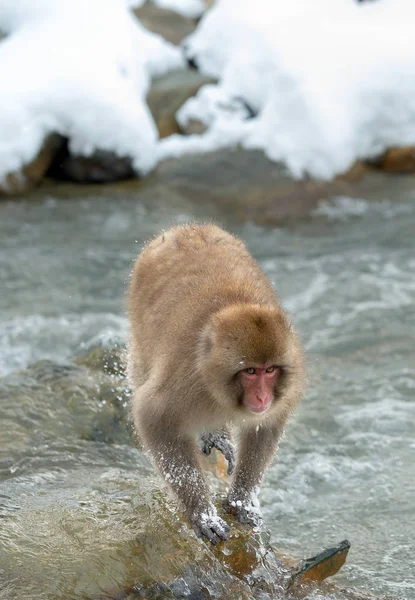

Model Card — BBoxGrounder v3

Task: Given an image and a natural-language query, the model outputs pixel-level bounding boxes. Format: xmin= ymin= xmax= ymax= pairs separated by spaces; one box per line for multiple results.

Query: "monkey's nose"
xmin=256 ymin=394 xmax=269 ymax=404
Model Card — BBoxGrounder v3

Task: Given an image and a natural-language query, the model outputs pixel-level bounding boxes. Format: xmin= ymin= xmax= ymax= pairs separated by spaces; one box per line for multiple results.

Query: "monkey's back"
xmin=128 ymin=224 xmax=278 ymax=385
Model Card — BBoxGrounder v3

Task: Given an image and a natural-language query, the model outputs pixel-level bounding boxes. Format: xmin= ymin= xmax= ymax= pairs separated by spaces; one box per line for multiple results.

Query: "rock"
xmin=148 ymin=69 xmax=216 ymax=138
xmin=36 ymin=146 xmax=415 ymax=225
xmin=133 ymin=4 xmax=197 ymax=46
xmin=1 ymin=355 xmax=131 ymax=447
xmin=367 ymin=146 xmax=415 ymax=173
xmin=9 ymin=141 xmax=415 ymax=227
xmin=46 ymin=70 xmax=215 ymax=183
xmin=0 ymin=134 xmax=64 ymax=196
xmin=142 ymin=148 xmax=373 ymax=225
xmin=94 ymin=531 xmax=356 ymax=600
xmin=180 ymin=118 xmax=208 ymax=135
xmin=47 ymin=141 xmax=136 ymax=183
xmin=74 ymin=343 xmax=127 ymax=379
xmin=290 ymin=539 xmax=350 ymax=584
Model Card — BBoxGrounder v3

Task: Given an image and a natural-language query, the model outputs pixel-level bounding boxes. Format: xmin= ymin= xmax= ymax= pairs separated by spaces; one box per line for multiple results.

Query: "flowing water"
xmin=0 ymin=181 xmax=414 ymax=599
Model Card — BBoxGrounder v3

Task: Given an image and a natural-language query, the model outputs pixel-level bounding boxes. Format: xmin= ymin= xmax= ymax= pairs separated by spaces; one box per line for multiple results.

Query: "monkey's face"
xmin=198 ymin=304 xmax=297 ymax=419
xmin=237 ymin=365 xmax=280 ymax=414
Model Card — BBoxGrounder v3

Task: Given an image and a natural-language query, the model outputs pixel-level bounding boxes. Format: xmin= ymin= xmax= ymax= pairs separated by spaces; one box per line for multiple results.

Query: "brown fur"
xmin=128 ymin=224 xmax=305 ymax=542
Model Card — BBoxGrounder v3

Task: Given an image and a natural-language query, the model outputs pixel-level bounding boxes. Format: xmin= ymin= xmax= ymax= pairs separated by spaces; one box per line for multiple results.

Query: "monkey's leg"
xmin=200 ymin=429 xmax=235 ymax=475
xmin=225 ymin=425 xmax=280 ymax=527
xmin=140 ymin=418 xmax=230 ymax=544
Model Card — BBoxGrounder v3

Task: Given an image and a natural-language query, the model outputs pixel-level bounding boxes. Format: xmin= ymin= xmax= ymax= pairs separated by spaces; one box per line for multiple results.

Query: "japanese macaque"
xmin=128 ymin=224 xmax=305 ymax=543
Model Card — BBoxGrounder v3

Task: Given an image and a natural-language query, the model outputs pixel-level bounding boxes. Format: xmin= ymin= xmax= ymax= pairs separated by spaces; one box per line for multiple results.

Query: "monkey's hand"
xmin=224 ymin=497 xmax=264 ymax=529
xmin=191 ymin=508 xmax=230 ymax=544
xmin=200 ymin=430 xmax=235 ymax=475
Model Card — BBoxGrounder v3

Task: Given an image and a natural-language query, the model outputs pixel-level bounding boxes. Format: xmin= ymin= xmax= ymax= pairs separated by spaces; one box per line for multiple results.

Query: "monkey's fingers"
xmin=224 ymin=500 xmax=264 ymax=529
xmin=215 ymin=439 xmax=235 ymax=475
xmin=200 ymin=431 xmax=235 ymax=475
xmin=191 ymin=513 xmax=230 ymax=544
xmin=200 ymin=432 xmax=214 ymax=456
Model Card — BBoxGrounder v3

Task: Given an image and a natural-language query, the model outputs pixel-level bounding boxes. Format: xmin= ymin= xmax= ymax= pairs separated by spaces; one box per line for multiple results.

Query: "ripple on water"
xmin=0 ymin=313 xmax=128 ymax=376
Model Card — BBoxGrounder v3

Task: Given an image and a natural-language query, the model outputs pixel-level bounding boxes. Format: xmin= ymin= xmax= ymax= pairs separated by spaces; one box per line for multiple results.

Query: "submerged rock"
xmin=0 ymin=355 xmax=131 ymax=448
xmin=75 ymin=343 xmax=127 ymax=378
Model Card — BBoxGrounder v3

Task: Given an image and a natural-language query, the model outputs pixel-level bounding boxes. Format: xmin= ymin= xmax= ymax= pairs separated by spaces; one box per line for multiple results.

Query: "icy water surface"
xmin=0 ymin=185 xmax=414 ymax=599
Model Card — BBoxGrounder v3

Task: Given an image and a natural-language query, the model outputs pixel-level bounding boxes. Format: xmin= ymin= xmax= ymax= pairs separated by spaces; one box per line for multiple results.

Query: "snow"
xmin=152 ymin=0 xmax=206 ymax=19
xmin=0 ymin=0 xmax=183 ymax=188
xmin=2 ymin=0 xmax=415 ymax=183
xmin=161 ymin=0 xmax=415 ymax=179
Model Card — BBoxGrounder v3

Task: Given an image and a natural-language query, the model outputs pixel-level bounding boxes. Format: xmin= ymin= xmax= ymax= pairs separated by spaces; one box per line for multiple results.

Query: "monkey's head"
xmin=198 ymin=304 xmax=304 ymax=419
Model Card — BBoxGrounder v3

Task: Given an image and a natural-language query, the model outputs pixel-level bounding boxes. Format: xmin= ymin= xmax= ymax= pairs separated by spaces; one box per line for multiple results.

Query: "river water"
xmin=0 ymin=181 xmax=414 ymax=599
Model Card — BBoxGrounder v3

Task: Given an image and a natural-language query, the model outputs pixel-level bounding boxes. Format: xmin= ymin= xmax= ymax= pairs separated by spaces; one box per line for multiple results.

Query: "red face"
xmin=240 ymin=365 xmax=280 ymax=414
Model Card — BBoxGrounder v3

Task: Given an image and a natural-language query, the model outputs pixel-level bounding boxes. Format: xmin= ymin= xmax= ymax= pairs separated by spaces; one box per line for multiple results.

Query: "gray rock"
xmin=142 ymin=149 xmax=368 ymax=225
xmin=133 ymin=3 xmax=197 ymax=46
xmin=148 ymin=69 xmax=216 ymax=139
xmin=47 ymin=144 xmax=136 ymax=184
xmin=0 ymin=134 xmax=64 ymax=196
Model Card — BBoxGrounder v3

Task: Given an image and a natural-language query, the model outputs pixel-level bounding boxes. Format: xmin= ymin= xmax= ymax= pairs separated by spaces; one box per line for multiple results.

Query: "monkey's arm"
xmin=139 ymin=413 xmax=229 ymax=544
xmin=200 ymin=429 xmax=235 ymax=475
xmin=225 ymin=425 xmax=280 ymax=527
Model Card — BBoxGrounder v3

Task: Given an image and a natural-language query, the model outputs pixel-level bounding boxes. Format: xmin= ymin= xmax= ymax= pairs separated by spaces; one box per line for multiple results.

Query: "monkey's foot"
xmin=191 ymin=509 xmax=230 ymax=544
xmin=200 ymin=430 xmax=235 ymax=475
xmin=224 ymin=498 xmax=264 ymax=529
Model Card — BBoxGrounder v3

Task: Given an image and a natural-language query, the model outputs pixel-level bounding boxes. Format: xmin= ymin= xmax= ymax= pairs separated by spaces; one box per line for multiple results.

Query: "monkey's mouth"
xmin=244 ymin=398 xmax=272 ymax=414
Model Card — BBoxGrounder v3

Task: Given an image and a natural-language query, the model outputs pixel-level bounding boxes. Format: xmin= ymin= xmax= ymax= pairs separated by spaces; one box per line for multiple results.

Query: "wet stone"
xmin=290 ymin=539 xmax=351 ymax=584
xmin=136 ymin=147 xmax=415 ymax=225
xmin=142 ymin=149 xmax=369 ymax=225
xmin=75 ymin=343 xmax=127 ymax=378
xmin=0 ymin=356 xmax=131 ymax=448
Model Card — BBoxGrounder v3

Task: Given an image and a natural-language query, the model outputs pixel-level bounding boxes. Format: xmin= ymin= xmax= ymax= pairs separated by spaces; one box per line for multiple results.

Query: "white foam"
xmin=0 ymin=313 xmax=128 ymax=376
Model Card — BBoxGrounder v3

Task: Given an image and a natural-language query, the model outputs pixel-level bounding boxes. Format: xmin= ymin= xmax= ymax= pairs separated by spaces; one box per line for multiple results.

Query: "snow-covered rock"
xmin=2 ymin=0 xmax=415 ymax=188
xmin=0 ymin=0 xmax=183 ymax=189
xmin=164 ymin=0 xmax=415 ymax=180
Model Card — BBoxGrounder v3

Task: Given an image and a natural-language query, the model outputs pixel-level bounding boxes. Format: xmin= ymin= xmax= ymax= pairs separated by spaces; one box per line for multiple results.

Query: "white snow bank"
xmin=160 ymin=0 xmax=415 ymax=180
xmin=152 ymin=0 xmax=206 ymax=19
xmin=0 ymin=0 xmax=183 ymax=186
xmin=3 ymin=0 xmax=415 ymax=184
xmin=128 ymin=0 xmax=205 ymax=18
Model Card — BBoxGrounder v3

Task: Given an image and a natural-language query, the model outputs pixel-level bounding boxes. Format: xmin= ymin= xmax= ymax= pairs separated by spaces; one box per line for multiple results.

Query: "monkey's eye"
xmin=265 ymin=366 xmax=276 ymax=373
xmin=245 ymin=367 xmax=256 ymax=375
